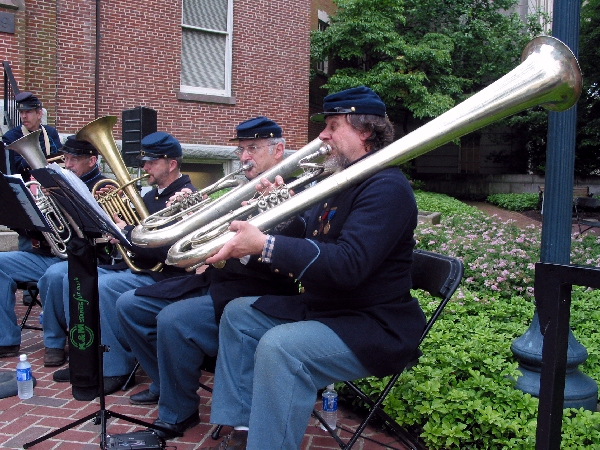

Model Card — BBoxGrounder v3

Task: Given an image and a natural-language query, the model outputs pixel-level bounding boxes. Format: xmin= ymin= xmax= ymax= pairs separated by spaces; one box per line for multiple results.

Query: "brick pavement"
xmin=0 ymin=292 xmax=413 ymax=450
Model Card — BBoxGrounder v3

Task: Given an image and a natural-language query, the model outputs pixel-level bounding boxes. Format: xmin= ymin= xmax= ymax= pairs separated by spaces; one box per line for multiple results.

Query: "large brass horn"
xmin=166 ymin=36 xmax=582 ymax=270
xmin=130 ymin=137 xmax=328 ymax=248
xmin=76 ymin=115 xmax=162 ymax=273
xmin=5 ymin=130 xmax=73 ymax=259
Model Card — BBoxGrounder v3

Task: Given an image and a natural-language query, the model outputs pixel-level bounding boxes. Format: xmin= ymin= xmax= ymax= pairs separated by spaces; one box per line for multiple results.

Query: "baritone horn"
xmin=166 ymin=36 xmax=582 ymax=270
xmin=131 ymin=137 xmax=329 ymax=248
xmin=5 ymin=130 xmax=74 ymax=259
xmin=76 ymin=115 xmax=162 ymax=273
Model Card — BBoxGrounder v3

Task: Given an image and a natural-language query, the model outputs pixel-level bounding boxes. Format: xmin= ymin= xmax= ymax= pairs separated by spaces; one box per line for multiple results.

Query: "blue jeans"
xmin=38 ymin=260 xmax=69 ymax=349
xmin=117 ymin=290 xmax=213 ymax=423
xmin=96 ymin=268 xmax=155 ymax=377
xmin=0 ymin=251 xmax=60 ymax=346
xmin=210 ymin=297 xmax=371 ymax=450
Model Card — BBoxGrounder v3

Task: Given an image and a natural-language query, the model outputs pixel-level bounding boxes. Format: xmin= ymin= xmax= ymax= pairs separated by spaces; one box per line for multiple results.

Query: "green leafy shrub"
xmin=487 ymin=193 xmax=540 ymax=211
xmin=342 ymin=191 xmax=600 ymax=448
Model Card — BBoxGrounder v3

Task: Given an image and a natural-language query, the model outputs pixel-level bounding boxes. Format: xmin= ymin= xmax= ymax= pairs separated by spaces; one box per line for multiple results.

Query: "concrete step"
xmin=0 ymin=227 xmax=18 ymax=252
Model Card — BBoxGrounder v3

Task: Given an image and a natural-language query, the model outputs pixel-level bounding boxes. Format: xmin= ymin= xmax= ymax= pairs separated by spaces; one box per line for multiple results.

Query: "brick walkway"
xmin=0 ymin=292 xmax=413 ymax=450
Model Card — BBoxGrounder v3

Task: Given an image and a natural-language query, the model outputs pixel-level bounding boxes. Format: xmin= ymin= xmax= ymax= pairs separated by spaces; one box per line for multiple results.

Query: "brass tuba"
xmin=76 ymin=115 xmax=162 ymax=273
xmin=166 ymin=36 xmax=582 ymax=270
xmin=5 ymin=130 xmax=73 ymax=259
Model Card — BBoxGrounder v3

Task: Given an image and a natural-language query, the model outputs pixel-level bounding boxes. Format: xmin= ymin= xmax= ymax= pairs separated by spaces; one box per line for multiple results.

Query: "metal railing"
xmin=3 ymin=61 xmax=20 ymax=130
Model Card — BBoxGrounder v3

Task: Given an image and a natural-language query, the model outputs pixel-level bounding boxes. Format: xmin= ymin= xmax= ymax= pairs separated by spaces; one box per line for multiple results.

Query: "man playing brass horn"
xmin=36 ymin=135 xmax=113 ymax=367
xmin=0 ymin=136 xmax=107 ymax=359
xmin=51 ymin=132 xmax=197 ymax=398
xmin=203 ymin=86 xmax=426 ymax=450
xmin=2 ymin=92 xmax=62 ymax=257
xmin=116 ymin=117 xmax=300 ymax=440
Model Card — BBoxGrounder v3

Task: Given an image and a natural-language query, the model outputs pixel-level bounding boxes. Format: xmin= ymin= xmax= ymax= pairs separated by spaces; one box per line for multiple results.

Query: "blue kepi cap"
xmin=230 ymin=116 xmax=282 ymax=141
xmin=310 ymin=86 xmax=386 ymax=122
xmin=139 ymin=132 xmax=182 ymax=161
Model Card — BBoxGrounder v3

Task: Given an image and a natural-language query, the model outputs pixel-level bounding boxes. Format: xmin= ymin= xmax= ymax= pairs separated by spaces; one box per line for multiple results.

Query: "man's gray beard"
xmin=323 ymin=153 xmax=349 ymax=173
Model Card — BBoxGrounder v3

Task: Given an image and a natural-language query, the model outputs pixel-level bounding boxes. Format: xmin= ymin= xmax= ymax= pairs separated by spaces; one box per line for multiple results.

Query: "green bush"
xmin=341 ymin=191 xmax=600 ymax=449
xmin=486 ymin=193 xmax=540 ymax=211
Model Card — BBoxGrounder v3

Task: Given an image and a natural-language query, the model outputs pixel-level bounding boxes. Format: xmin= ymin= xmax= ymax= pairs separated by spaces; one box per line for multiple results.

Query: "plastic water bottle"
xmin=320 ymin=384 xmax=337 ymax=430
xmin=39 ymin=312 xmax=44 ymax=338
xmin=16 ymin=354 xmax=33 ymax=399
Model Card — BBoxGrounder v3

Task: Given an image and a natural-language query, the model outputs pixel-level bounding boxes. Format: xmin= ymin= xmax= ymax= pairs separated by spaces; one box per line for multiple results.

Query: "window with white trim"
xmin=181 ymin=0 xmax=233 ymax=97
xmin=316 ymin=10 xmax=330 ymax=74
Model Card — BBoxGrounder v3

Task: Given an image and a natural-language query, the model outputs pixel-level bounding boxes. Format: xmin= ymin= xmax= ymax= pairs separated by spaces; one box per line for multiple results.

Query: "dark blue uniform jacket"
xmin=252 ymin=166 xmax=426 ymax=378
xmin=102 ymin=174 xmax=196 ymax=281
xmin=2 ymin=125 xmax=61 ymax=180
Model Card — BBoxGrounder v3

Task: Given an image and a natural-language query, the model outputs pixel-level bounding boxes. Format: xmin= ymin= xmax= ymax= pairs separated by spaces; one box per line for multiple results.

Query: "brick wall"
xmin=4 ymin=0 xmax=313 ymax=151
xmin=49 ymin=0 xmax=312 ymax=151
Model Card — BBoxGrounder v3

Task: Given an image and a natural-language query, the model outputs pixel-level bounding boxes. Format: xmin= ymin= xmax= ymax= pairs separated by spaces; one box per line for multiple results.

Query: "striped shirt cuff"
xmin=261 ymin=234 xmax=275 ymax=263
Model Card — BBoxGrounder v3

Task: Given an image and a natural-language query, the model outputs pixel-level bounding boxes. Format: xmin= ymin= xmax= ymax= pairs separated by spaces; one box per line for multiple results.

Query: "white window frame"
xmin=180 ymin=0 xmax=233 ymax=97
xmin=316 ymin=10 xmax=330 ymax=74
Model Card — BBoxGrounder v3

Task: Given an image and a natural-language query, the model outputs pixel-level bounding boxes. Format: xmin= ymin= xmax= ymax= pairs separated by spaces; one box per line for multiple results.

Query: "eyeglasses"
xmin=233 ymin=144 xmax=272 ymax=157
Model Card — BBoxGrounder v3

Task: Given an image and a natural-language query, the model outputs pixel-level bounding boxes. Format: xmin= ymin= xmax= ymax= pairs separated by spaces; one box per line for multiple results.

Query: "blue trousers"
xmin=0 ymin=251 xmax=60 ymax=346
xmin=210 ymin=297 xmax=371 ymax=450
xmin=116 ymin=289 xmax=212 ymax=424
xmin=96 ymin=268 xmax=155 ymax=377
xmin=38 ymin=260 xmax=69 ymax=349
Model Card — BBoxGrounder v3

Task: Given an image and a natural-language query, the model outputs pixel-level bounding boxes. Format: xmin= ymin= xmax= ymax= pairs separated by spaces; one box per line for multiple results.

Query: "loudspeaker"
xmin=121 ymin=107 xmax=157 ymax=168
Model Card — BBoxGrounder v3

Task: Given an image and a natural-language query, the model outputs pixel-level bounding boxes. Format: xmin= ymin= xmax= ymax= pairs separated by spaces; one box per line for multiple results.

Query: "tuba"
xmin=166 ymin=36 xmax=582 ymax=270
xmin=130 ymin=137 xmax=329 ymax=248
xmin=76 ymin=115 xmax=162 ymax=273
xmin=5 ymin=130 xmax=73 ymax=259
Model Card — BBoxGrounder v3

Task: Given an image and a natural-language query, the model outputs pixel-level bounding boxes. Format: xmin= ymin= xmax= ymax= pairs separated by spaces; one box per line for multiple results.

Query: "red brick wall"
xmin=1 ymin=1 xmax=57 ymax=124
xmin=51 ymin=0 xmax=311 ymax=150
xmin=25 ymin=0 xmax=58 ymax=124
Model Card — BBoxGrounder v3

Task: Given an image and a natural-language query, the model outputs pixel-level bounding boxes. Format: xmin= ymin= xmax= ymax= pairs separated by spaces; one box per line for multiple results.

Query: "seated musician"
xmin=0 ymin=136 xmax=101 ymax=359
xmin=116 ymin=117 xmax=300 ymax=440
xmin=38 ymin=135 xmax=113 ymax=367
xmin=51 ymin=132 xmax=197 ymax=399
xmin=202 ymin=86 xmax=426 ymax=450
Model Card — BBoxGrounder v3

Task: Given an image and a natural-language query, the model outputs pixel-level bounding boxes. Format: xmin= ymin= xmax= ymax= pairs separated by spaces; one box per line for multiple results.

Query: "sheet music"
xmin=47 ymin=163 xmax=129 ymax=244
xmin=4 ymin=175 xmax=50 ymax=229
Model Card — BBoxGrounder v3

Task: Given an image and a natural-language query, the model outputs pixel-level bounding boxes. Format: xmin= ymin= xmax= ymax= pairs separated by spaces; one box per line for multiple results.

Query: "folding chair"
xmin=17 ymin=281 xmax=43 ymax=331
xmin=573 ymin=196 xmax=600 ymax=237
xmin=313 ymin=249 xmax=464 ymax=450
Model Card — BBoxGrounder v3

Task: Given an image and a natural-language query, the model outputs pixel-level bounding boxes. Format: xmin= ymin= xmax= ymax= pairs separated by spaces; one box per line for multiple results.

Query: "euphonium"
xmin=136 ymin=161 xmax=255 ymax=232
xmin=76 ymin=115 xmax=162 ymax=273
xmin=5 ymin=130 xmax=73 ymax=259
xmin=166 ymin=36 xmax=582 ymax=270
xmin=130 ymin=137 xmax=328 ymax=248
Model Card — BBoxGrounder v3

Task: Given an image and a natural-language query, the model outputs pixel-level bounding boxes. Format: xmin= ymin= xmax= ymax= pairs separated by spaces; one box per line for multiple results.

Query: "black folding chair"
xmin=17 ymin=281 xmax=43 ymax=331
xmin=313 ymin=249 xmax=464 ymax=450
xmin=573 ymin=196 xmax=600 ymax=237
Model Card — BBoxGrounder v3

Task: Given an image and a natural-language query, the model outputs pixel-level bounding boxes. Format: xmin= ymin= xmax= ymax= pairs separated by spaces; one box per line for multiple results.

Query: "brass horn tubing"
xmin=131 ymin=137 xmax=324 ymax=248
xmin=92 ymin=179 xmax=138 ymax=225
xmin=165 ymin=36 xmax=582 ymax=269
xmin=76 ymin=115 xmax=150 ymax=219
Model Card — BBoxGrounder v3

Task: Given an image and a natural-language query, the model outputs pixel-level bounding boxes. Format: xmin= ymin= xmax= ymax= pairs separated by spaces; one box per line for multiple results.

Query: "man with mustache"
xmin=203 ymin=86 xmax=426 ymax=450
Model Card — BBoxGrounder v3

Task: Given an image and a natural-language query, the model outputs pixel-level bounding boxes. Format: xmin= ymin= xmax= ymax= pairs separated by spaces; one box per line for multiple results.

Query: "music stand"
xmin=22 ymin=166 xmax=171 ymax=449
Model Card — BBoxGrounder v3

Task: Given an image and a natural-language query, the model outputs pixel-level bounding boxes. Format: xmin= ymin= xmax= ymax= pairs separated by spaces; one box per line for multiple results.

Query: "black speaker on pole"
xmin=121 ymin=106 xmax=157 ymax=168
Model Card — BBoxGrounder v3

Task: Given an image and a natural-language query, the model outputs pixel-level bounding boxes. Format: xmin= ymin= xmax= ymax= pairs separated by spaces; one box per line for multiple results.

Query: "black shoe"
xmin=103 ymin=375 xmax=132 ymax=395
xmin=53 ymin=367 xmax=70 ymax=382
xmin=206 ymin=430 xmax=248 ymax=450
xmin=0 ymin=345 xmax=20 ymax=358
xmin=44 ymin=347 xmax=66 ymax=367
xmin=130 ymin=388 xmax=159 ymax=405
xmin=22 ymin=291 xmax=33 ymax=306
xmin=149 ymin=410 xmax=200 ymax=440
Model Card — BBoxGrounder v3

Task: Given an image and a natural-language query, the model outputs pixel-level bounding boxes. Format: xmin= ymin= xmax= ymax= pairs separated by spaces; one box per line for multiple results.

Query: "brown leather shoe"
xmin=206 ymin=430 xmax=248 ymax=450
xmin=44 ymin=348 xmax=66 ymax=367
xmin=0 ymin=345 xmax=20 ymax=358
